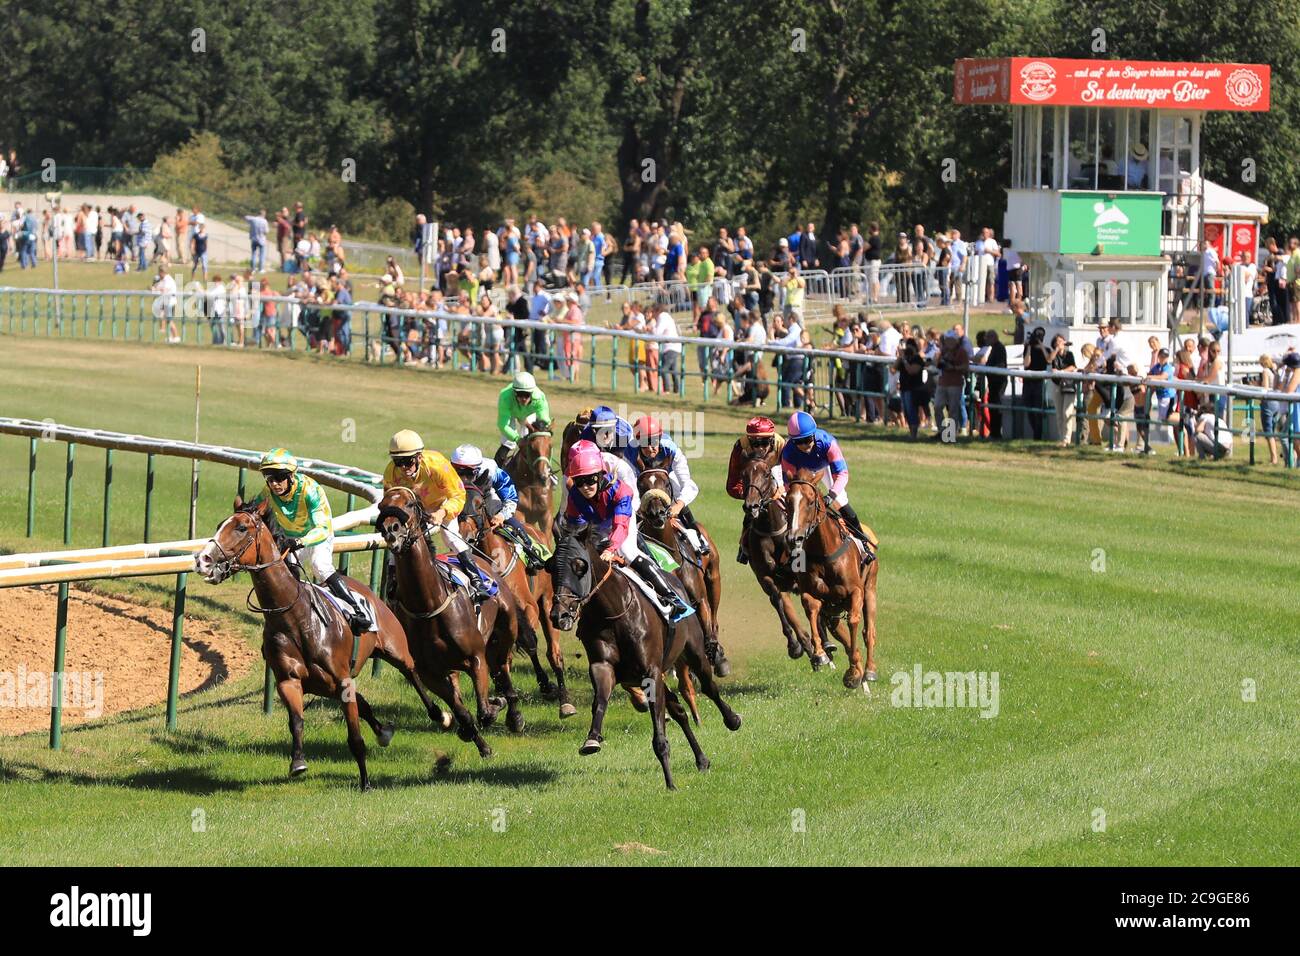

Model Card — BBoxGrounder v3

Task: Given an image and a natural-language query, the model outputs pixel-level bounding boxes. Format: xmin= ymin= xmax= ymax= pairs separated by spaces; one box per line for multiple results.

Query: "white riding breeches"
xmin=288 ymin=536 xmax=336 ymax=582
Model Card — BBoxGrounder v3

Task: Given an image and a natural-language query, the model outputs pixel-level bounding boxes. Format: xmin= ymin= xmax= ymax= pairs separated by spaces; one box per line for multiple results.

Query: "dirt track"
xmin=0 ymin=585 xmax=258 ymax=736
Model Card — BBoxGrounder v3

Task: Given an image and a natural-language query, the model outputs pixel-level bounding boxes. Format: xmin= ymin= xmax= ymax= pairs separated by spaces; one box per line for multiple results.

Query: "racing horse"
xmin=636 ymin=467 xmax=730 ymax=677
xmin=458 ymin=483 xmax=576 ymax=719
xmin=505 ymin=427 xmax=555 ymax=539
xmin=375 ymin=487 xmax=525 ymax=757
xmin=739 ymin=457 xmax=826 ymax=666
xmin=783 ymin=469 xmax=879 ymax=688
xmin=197 ymin=498 xmax=448 ymax=790
xmin=550 ymin=520 xmax=741 ymax=790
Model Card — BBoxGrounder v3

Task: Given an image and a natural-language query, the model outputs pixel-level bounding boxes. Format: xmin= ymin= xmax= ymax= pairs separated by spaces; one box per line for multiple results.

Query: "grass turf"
xmin=0 ymin=336 xmax=1296 ymax=865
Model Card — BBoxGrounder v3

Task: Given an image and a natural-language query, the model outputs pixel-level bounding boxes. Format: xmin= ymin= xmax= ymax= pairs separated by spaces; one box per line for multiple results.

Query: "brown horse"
xmin=458 ymin=484 xmax=576 ymax=719
xmin=738 ymin=457 xmax=826 ymax=667
xmin=783 ymin=471 xmax=879 ymax=688
xmin=375 ymin=487 xmax=525 ymax=757
xmin=505 ymin=428 xmax=555 ymax=539
xmin=636 ymin=468 xmax=729 ymax=677
xmin=196 ymin=499 xmax=447 ymax=790
xmin=549 ymin=521 xmax=741 ymax=790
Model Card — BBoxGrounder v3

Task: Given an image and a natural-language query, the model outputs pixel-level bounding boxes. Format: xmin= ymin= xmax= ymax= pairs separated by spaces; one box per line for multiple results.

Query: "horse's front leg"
xmin=800 ymin=591 xmax=830 ymax=670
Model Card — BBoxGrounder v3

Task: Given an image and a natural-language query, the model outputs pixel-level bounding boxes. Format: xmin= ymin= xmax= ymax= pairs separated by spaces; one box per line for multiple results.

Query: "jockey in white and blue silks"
xmin=624 ymin=415 xmax=709 ymax=555
xmin=449 ymin=444 xmax=546 ymax=568
xmin=780 ymin=411 xmax=868 ymax=541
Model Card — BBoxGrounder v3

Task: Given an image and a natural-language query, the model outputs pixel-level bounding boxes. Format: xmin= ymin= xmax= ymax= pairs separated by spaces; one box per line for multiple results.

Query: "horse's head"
xmin=742 ymin=457 xmax=779 ymax=520
xmin=559 ymin=420 xmax=584 ymax=474
xmin=375 ymin=486 xmax=425 ymax=556
xmin=637 ymin=467 xmax=672 ymax=529
xmin=521 ymin=428 xmax=553 ymax=482
xmin=457 ymin=483 xmax=489 ymax=545
xmin=549 ymin=521 xmax=598 ymax=631
xmin=784 ymin=474 xmax=825 ymax=555
xmin=195 ymin=496 xmax=279 ymax=584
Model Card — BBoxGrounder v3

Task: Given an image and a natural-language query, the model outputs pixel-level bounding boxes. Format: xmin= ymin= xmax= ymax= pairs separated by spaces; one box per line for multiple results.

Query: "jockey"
xmin=253 ymin=447 xmax=368 ymax=635
xmin=495 ymin=370 xmax=552 ymax=467
xmin=563 ymin=438 xmax=640 ymax=515
xmin=382 ymin=429 xmax=491 ymax=601
xmin=563 ymin=441 xmax=692 ymax=621
xmin=449 ymin=443 xmax=547 ymax=570
xmin=726 ymin=417 xmax=786 ymax=564
xmin=576 ymin=404 xmax=633 ymax=454
xmin=625 ymin=415 xmax=709 ymax=556
xmin=780 ymin=411 xmax=868 ymax=542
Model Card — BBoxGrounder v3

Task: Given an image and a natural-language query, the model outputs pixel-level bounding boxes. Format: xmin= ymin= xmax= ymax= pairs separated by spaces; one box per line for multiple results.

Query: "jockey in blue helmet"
xmin=779 ymin=411 xmax=868 ymax=541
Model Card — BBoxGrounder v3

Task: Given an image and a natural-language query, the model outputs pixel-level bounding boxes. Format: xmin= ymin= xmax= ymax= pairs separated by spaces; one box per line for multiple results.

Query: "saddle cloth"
xmin=434 ymin=553 xmax=499 ymax=597
xmin=614 ymin=565 xmax=696 ymax=624
xmin=310 ymin=582 xmax=378 ymax=633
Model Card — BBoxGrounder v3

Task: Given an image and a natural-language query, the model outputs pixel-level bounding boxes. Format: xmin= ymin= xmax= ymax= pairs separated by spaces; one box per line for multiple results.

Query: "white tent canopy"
xmin=1203 ymin=179 xmax=1269 ymax=221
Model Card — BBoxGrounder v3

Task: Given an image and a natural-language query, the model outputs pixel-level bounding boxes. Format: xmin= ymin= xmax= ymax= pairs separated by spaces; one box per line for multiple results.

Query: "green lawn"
xmin=0 ymin=337 xmax=1296 ymax=866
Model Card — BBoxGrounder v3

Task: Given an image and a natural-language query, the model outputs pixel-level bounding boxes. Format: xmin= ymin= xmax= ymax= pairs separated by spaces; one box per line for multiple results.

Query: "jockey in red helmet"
xmin=726 ymin=416 xmax=786 ymax=564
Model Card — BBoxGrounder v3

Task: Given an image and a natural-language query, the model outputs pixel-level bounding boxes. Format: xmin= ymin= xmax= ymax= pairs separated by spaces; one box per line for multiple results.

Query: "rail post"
xmin=63 ymin=442 xmax=75 ymax=546
xmin=49 ymin=582 xmax=69 ymax=750
xmin=26 ymin=436 xmax=37 ymax=537
xmin=143 ymin=452 xmax=156 ymax=542
xmin=166 ymin=572 xmax=187 ymax=731
xmin=102 ymin=448 xmax=113 ymax=547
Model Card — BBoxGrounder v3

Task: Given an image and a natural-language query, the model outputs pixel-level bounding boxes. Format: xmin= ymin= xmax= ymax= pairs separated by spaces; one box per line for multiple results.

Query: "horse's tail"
xmin=515 ymin=605 xmax=539 ymax=654
xmin=677 ymin=665 xmax=701 ymax=726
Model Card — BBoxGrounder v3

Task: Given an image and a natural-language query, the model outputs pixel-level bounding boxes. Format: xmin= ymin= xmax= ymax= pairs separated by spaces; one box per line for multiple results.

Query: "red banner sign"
xmin=954 ymin=58 xmax=1270 ymax=112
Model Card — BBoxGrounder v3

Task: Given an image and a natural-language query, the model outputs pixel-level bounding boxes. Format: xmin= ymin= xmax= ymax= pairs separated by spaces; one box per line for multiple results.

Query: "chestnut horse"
xmin=738 ymin=457 xmax=827 ymax=667
xmin=783 ymin=471 xmax=879 ymax=688
xmin=458 ymin=483 xmax=576 ymax=719
xmin=375 ymin=487 xmax=525 ymax=757
xmin=505 ymin=427 xmax=555 ymax=539
xmin=197 ymin=498 xmax=447 ymax=790
xmin=636 ymin=468 xmax=729 ymax=677
xmin=550 ymin=521 xmax=741 ymax=790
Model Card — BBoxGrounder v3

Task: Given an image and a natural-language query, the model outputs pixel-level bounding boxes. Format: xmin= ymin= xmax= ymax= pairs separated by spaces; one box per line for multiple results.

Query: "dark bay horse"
xmin=505 ymin=428 xmax=555 ymax=539
xmin=375 ymin=487 xmax=524 ymax=756
xmin=739 ymin=457 xmax=826 ymax=666
xmin=197 ymin=498 xmax=447 ymax=790
xmin=636 ymin=468 xmax=729 ymax=678
xmin=458 ymin=484 xmax=576 ymax=719
xmin=549 ymin=521 xmax=741 ymax=790
xmin=783 ymin=470 xmax=879 ymax=688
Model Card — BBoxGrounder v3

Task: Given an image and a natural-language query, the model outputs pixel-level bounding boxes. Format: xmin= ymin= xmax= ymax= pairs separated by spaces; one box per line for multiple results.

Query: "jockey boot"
xmin=506 ymin=516 xmax=546 ymax=571
xmin=325 ymin=572 xmax=369 ymax=636
xmin=493 ymin=443 xmax=516 ymax=469
xmin=678 ymin=504 xmax=710 ymax=556
xmin=456 ymin=548 xmax=492 ymax=602
xmin=631 ymin=554 xmax=693 ymax=622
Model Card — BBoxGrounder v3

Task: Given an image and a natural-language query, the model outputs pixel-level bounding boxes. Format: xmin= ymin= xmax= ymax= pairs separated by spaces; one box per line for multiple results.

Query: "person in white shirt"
xmin=152 ymin=265 xmax=180 ymax=342
xmin=979 ymin=228 xmax=1000 ymax=305
xmin=1194 ymin=397 xmax=1233 ymax=459
xmin=654 ymin=307 xmax=682 ymax=393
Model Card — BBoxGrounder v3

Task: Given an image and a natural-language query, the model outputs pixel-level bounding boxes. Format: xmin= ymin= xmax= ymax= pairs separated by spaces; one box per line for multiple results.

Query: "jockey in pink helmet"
xmin=563 ymin=439 xmax=692 ymax=620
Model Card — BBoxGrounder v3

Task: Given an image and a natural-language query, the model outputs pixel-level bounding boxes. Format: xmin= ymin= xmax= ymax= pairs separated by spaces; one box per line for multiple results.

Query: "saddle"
xmin=495 ymin=523 xmax=551 ymax=572
xmin=829 ymin=512 xmax=877 ymax=567
xmin=615 ymin=563 xmax=696 ymax=624
xmin=434 ymin=554 xmax=499 ymax=599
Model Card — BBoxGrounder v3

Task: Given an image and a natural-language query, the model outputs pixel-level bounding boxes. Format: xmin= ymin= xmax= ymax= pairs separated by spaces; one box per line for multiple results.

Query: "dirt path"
xmin=0 ymin=585 xmax=259 ymax=736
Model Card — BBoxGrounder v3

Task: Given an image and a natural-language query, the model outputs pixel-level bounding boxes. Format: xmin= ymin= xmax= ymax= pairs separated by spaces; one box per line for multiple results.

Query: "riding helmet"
xmin=259 ymin=448 xmax=299 ymax=474
xmin=389 ymin=429 xmax=425 ymax=458
xmin=787 ymin=411 xmax=817 ymax=440
xmin=451 ymin=444 xmax=484 ymax=469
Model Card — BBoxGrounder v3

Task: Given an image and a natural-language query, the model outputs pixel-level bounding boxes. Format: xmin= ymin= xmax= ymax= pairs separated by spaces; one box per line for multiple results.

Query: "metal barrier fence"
xmin=4 ymin=286 xmax=1299 ymax=467
xmin=0 ymin=419 xmax=388 ymax=748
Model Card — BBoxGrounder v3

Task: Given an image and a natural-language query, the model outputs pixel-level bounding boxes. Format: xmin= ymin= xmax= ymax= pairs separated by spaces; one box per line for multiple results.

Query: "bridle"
xmin=552 ymin=531 xmax=621 ymax=623
xmin=785 ymin=478 xmax=827 ymax=551
xmin=743 ymin=463 xmax=788 ymax=537
xmin=520 ymin=429 xmax=554 ymax=481
xmin=206 ymin=510 xmax=307 ymax=616
xmin=376 ymin=487 xmax=459 ymax=619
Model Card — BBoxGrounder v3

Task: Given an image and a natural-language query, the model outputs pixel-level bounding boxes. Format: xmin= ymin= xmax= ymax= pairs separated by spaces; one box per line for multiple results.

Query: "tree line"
xmin=3 ymin=0 xmax=1298 ymax=243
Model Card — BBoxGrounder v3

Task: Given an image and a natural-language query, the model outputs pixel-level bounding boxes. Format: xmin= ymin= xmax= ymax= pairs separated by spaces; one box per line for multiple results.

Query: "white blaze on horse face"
xmin=789 ymin=487 xmax=802 ymax=539
xmin=196 ymin=514 xmax=237 ymax=581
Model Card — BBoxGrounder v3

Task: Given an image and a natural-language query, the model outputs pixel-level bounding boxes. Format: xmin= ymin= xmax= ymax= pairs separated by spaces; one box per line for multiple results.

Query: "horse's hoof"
xmin=559 ymin=702 xmax=578 ymax=719
xmin=539 ymin=682 xmax=559 ymax=701
xmin=436 ymin=710 xmax=454 ymax=730
xmin=289 ymin=757 xmax=308 ymax=776
xmin=579 ymin=737 xmax=603 ymax=755
xmin=864 ymin=669 xmax=878 ymax=682
xmin=786 ymin=642 xmax=804 ymax=660
xmin=724 ymin=712 xmax=742 ymax=732
xmin=489 ymin=695 xmax=507 ymax=710
xmin=455 ymin=721 xmax=477 ymax=743
xmin=376 ymin=724 xmax=395 ymax=747
xmin=823 ymin=641 xmax=837 ymax=656
xmin=360 ymin=779 xmax=373 ymax=793
xmin=715 ymin=657 xmax=732 ymax=678
xmin=507 ymin=711 xmax=526 ymax=733
xmin=696 ymin=756 xmax=711 ymax=772
xmin=477 ymin=743 xmax=494 ymax=759
xmin=844 ymin=670 xmax=863 ymax=690
xmin=810 ymin=653 xmax=830 ymax=671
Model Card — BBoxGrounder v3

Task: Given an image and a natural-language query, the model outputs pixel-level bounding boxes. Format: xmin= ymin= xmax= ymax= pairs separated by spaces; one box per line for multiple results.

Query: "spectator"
xmin=1022 ymin=325 xmax=1049 ymax=440
xmin=1281 ymin=352 xmax=1300 ymax=462
xmin=896 ymin=339 xmax=927 ymax=439
xmin=190 ymin=219 xmax=209 ymax=281
xmin=245 ymin=208 xmax=269 ymax=273
xmin=1048 ymin=334 xmax=1079 ymax=446
xmin=771 ymin=308 xmax=805 ymax=409
xmin=1193 ymin=397 xmax=1233 ymax=459
xmin=152 ymin=265 xmax=179 ymax=343
xmin=695 ymin=295 xmax=721 ymax=384
xmin=526 ymin=280 xmax=552 ymax=373
xmin=984 ymin=330 xmax=1008 ymax=440
xmin=331 ymin=274 xmax=353 ymax=355
xmin=865 ymin=222 xmax=882 ymax=303
xmin=934 ymin=333 xmax=970 ymax=434
xmin=291 ymin=202 xmax=308 ymax=247
xmin=1259 ymin=353 xmax=1282 ymax=465
xmin=654 ymin=303 xmax=681 ymax=394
